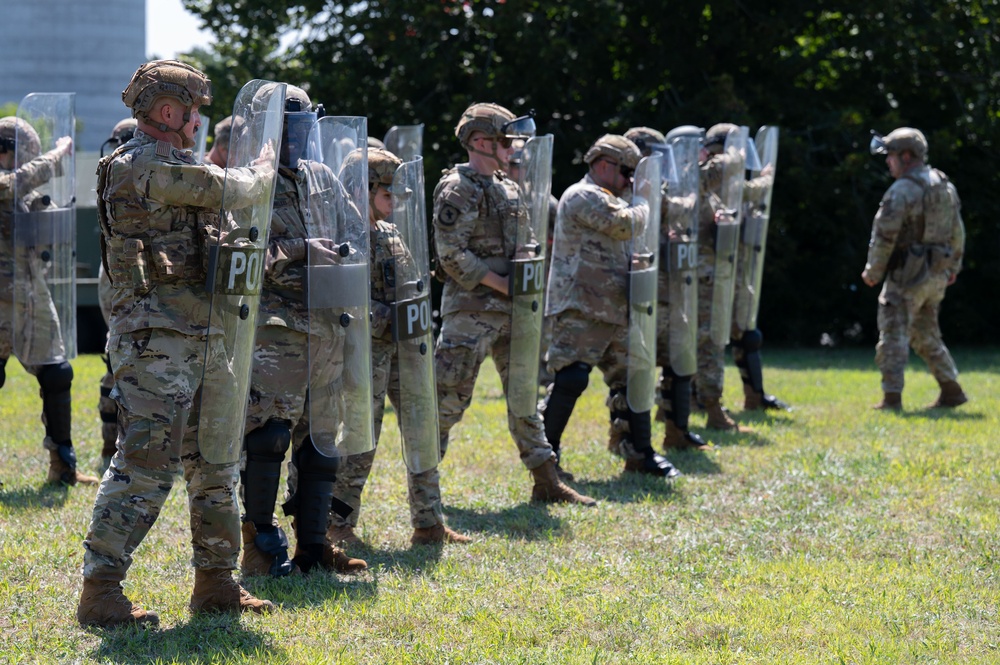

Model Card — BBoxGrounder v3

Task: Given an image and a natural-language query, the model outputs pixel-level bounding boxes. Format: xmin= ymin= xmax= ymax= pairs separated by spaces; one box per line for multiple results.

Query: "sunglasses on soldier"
xmin=601 ymin=157 xmax=634 ymax=179
xmin=474 ymin=134 xmax=513 ymax=149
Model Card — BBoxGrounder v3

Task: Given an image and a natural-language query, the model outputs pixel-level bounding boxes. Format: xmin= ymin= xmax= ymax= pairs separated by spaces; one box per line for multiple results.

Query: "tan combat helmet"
xmin=704 ymin=122 xmax=738 ymax=154
xmin=666 ymin=125 xmax=705 ymax=144
xmin=624 ymin=127 xmax=666 ymax=157
xmin=455 ymin=102 xmax=535 ymax=163
xmin=100 ymin=117 xmax=138 ymax=157
xmin=340 ymin=147 xmax=403 ymax=220
xmin=870 ymin=127 xmax=928 ymax=160
xmin=122 ymin=59 xmax=211 ymax=147
xmin=583 ymin=134 xmax=641 ymax=171
xmin=0 ymin=116 xmax=41 ymax=166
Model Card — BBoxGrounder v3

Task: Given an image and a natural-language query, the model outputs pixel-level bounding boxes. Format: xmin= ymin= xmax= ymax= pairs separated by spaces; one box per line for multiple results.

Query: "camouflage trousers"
xmin=435 ymin=310 xmax=554 ymax=471
xmin=83 ymin=328 xmax=241 ymax=579
xmin=244 ymin=324 xmax=346 ymax=513
xmin=331 ymin=338 xmax=444 ymax=530
xmin=876 ymin=275 xmax=959 ymax=393
xmin=547 ymin=310 xmax=649 ymax=460
xmin=695 ymin=273 xmax=726 ymax=402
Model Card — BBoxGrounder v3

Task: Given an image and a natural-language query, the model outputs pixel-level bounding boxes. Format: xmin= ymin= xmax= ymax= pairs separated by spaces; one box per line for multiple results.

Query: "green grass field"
xmin=1 ymin=348 xmax=998 ymax=664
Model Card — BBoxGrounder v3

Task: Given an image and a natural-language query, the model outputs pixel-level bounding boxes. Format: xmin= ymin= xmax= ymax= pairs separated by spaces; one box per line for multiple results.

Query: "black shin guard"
xmin=37 ymin=361 xmax=74 ymax=444
xmin=543 ymin=362 xmax=591 ymax=451
xmin=242 ymin=419 xmax=291 ymax=526
xmin=738 ymin=330 xmax=765 ymax=394
xmin=290 ymin=440 xmax=339 ymax=572
xmin=663 ymin=370 xmax=694 ymax=430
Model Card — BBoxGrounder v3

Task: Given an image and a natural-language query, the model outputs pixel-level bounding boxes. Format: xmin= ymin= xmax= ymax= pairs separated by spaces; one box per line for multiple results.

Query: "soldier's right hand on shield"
xmin=481 ymin=270 xmax=510 ymax=297
xmin=53 ymin=136 xmax=73 ymax=159
xmin=307 ymin=237 xmax=351 ymax=266
xmin=252 ymin=140 xmax=276 ymax=169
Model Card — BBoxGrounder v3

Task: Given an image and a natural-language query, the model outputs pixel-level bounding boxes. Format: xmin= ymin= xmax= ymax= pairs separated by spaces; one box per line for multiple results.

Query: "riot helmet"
xmin=624 ymin=127 xmax=666 ymax=157
xmin=0 ymin=116 xmax=41 ymax=167
xmin=583 ymin=134 xmax=641 ymax=176
xmin=340 ymin=147 xmax=403 ymax=221
xmin=666 ymin=125 xmax=705 ymax=144
xmin=869 ymin=127 xmax=927 ymax=160
xmin=455 ymin=102 xmax=533 ymax=164
xmin=122 ymin=60 xmax=211 ymax=147
xmin=100 ymin=117 xmax=137 ymax=157
xmin=280 ymin=84 xmax=324 ymax=168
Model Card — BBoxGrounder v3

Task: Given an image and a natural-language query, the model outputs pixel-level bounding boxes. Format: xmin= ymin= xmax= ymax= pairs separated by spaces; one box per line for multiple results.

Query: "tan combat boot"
xmin=411 ymin=523 xmax=473 ymax=546
xmin=743 ymin=383 xmax=763 ymax=411
xmin=190 ymin=568 xmax=273 ymax=615
xmin=44 ymin=438 xmax=99 ymax=486
xmin=928 ymin=381 xmax=968 ymax=408
xmin=704 ymin=398 xmax=746 ymax=432
xmin=530 ymin=459 xmax=597 ymax=506
xmin=873 ymin=392 xmax=903 ymax=411
xmin=326 ymin=523 xmax=362 ymax=547
xmin=663 ymin=420 xmax=710 ymax=451
xmin=292 ymin=539 xmax=368 ymax=574
xmin=77 ymin=577 xmax=159 ymax=628
xmin=240 ymin=521 xmax=297 ymax=578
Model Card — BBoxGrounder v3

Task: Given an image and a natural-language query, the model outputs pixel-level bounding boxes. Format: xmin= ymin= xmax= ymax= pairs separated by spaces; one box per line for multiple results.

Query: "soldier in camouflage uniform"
xmin=0 ymin=115 xmax=97 ymax=486
xmin=78 ymin=60 xmax=274 ymax=628
xmin=433 ymin=102 xmax=595 ymax=505
xmin=543 ymin=134 xmax=679 ymax=479
xmin=694 ymin=123 xmax=766 ymax=432
xmin=205 ymin=115 xmax=233 ymax=168
xmin=624 ymin=126 xmax=710 ymax=452
xmin=239 ymin=86 xmax=368 ymax=578
xmin=326 ymin=147 xmax=471 ymax=547
xmin=863 ymin=127 xmax=967 ymax=410
xmin=96 ymin=118 xmax=138 ymax=474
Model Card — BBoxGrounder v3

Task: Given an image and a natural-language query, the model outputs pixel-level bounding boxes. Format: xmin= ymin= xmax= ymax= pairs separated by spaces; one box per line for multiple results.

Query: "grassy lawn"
xmin=1 ymin=348 xmax=998 ymax=664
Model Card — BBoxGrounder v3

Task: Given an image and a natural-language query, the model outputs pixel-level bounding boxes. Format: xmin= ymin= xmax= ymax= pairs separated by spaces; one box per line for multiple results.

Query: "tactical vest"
xmin=904 ymin=168 xmax=956 ymax=247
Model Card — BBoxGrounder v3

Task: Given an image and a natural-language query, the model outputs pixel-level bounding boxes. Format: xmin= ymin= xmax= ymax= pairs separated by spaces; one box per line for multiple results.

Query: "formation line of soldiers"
xmin=0 ymin=59 xmax=966 ymax=627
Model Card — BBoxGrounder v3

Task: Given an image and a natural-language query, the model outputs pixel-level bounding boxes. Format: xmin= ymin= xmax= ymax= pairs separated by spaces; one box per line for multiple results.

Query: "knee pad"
xmin=741 ymin=329 xmax=764 ymax=353
xmin=553 ymin=362 xmax=591 ymax=398
xmin=37 ymin=361 xmax=73 ymax=394
xmin=245 ymin=419 xmax=291 ymax=462
xmin=296 ymin=440 xmax=340 ymax=482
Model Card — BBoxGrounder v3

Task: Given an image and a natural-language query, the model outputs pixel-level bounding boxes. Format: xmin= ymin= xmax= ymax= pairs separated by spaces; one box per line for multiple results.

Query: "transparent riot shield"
xmin=194 ymin=115 xmax=210 ymax=164
xmin=626 ymin=154 xmax=662 ymax=413
xmin=507 ymin=134 xmax=553 ymax=418
xmin=12 ymin=92 xmax=76 ymax=366
xmin=659 ymin=135 xmax=700 ymax=377
xmin=383 ymin=124 xmax=423 ymax=162
xmin=198 ymin=80 xmax=285 ymax=464
xmin=735 ymin=126 xmax=778 ymax=333
xmin=389 ymin=157 xmax=439 ymax=473
xmin=305 ymin=116 xmax=374 ymax=459
xmin=709 ymin=126 xmax=749 ymax=347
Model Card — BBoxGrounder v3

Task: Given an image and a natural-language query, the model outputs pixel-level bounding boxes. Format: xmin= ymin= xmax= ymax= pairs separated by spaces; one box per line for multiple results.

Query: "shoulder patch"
xmin=155 ymin=141 xmax=173 ymax=159
xmin=437 ymin=203 xmax=461 ymax=226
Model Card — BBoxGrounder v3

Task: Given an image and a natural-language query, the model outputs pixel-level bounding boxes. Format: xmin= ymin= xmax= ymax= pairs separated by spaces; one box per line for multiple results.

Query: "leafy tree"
xmin=182 ymin=0 xmax=1000 ymax=345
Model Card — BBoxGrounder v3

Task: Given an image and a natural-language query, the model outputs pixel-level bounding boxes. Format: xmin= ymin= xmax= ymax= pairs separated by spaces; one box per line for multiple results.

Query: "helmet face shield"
xmin=281 ymin=111 xmax=317 ymax=167
xmin=870 ymin=131 xmax=888 ymax=155
xmin=501 ymin=114 xmax=536 ymax=139
xmin=745 ymin=137 xmax=763 ymax=172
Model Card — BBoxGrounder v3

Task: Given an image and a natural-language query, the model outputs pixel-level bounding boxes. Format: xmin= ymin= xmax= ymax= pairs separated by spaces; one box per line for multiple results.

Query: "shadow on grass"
xmin=0 ymin=482 xmax=69 ymax=510
xmin=664 ymin=448 xmax=723 ymax=475
xmin=898 ymin=407 xmax=986 ymax=421
xmin=442 ymin=502 xmax=568 ymax=540
xmin=239 ymin=569 xmax=379 ymax=611
xmin=87 ymin=613 xmax=286 ymax=664
xmin=571 ymin=471 xmax=680 ymax=505
xmin=692 ymin=425 xmax=775 ymax=450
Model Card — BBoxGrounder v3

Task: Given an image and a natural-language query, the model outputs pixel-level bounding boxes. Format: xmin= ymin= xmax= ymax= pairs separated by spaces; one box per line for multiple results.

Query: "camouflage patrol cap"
xmin=0 ymin=116 xmax=41 ymax=164
xmin=665 ymin=124 xmax=704 ymax=143
xmin=624 ymin=127 xmax=666 ymax=156
xmin=583 ymin=134 xmax=641 ymax=170
xmin=870 ymin=127 xmax=928 ymax=160
xmin=455 ymin=102 xmax=517 ymax=147
xmin=704 ymin=122 xmax=738 ymax=152
xmin=122 ymin=59 xmax=212 ymax=118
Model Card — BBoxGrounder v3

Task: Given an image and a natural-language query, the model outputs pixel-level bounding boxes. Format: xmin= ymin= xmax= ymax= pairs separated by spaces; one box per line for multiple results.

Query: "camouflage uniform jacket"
xmin=0 ymin=150 xmax=64 ymax=285
xmin=259 ymin=162 xmax=364 ymax=336
xmin=433 ymin=164 xmax=522 ymax=317
xmin=546 ymin=173 xmax=648 ymax=327
xmin=98 ymin=129 xmax=273 ymax=336
xmin=370 ymin=218 xmax=415 ymax=343
xmin=696 ymin=154 xmax=769 ymax=267
xmin=865 ymin=164 xmax=965 ymax=284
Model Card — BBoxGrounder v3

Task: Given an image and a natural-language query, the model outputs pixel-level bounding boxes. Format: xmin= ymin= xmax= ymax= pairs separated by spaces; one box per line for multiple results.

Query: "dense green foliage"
xmin=182 ymin=0 xmax=999 ymax=346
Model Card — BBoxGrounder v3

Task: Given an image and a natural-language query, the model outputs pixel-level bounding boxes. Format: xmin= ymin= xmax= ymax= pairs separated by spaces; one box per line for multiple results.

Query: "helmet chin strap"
xmin=142 ymin=104 xmax=194 ymax=148
xmin=466 ymin=138 xmax=506 ymax=169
